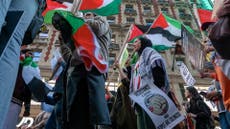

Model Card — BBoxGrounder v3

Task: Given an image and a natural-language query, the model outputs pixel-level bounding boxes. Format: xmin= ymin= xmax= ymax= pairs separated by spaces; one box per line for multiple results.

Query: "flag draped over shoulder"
xmin=45 ymin=10 xmax=108 ymax=73
xmin=79 ymin=0 xmax=122 ymax=16
xmin=152 ymin=13 xmax=193 ymax=36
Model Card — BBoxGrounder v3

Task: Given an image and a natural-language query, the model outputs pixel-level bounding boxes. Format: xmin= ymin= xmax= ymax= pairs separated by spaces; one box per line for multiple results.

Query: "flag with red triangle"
xmin=127 ymin=24 xmax=144 ymax=43
xmin=151 ymin=13 xmax=193 ymax=37
xmin=45 ymin=10 xmax=108 ymax=73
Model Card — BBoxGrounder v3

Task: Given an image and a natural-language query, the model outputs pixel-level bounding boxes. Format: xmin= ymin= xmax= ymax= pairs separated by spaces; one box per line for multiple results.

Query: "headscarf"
xmin=137 ymin=37 xmax=152 ymax=56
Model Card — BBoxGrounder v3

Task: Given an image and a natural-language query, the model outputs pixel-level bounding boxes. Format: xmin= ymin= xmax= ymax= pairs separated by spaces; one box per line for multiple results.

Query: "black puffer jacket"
xmin=186 ymin=98 xmax=212 ymax=129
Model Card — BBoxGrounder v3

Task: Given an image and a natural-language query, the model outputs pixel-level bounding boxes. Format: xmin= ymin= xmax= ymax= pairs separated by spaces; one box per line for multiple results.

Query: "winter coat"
xmin=186 ymin=98 xmax=213 ymax=129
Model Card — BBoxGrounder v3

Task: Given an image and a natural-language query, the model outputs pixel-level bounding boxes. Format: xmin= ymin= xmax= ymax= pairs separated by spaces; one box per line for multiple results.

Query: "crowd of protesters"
xmin=1 ymin=0 xmax=230 ymax=129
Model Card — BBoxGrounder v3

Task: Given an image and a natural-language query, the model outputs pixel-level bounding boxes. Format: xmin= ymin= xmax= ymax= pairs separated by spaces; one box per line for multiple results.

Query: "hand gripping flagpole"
xmin=71 ymin=0 xmax=82 ymax=15
xmin=106 ymin=24 xmax=133 ymax=89
xmin=117 ymin=24 xmax=134 ymax=61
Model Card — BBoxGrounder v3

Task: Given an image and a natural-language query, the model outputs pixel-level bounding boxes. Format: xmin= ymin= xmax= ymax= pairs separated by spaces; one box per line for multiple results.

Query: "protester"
xmin=2 ymin=50 xmax=32 ymax=129
xmin=51 ymin=11 xmax=112 ymax=129
xmin=130 ymin=37 xmax=171 ymax=129
xmin=201 ymin=19 xmax=230 ymax=112
xmin=206 ymin=82 xmax=230 ymax=129
xmin=184 ymin=86 xmax=214 ymax=129
xmin=110 ymin=60 xmax=137 ymax=129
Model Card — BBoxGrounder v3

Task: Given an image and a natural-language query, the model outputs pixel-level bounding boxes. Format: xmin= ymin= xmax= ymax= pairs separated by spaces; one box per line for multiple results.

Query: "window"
xmin=125 ymin=4 xmax=137 ymax=15
xmin=109 ymin=43 xmax=120 ymax=50
xmin=33 ymin=51 xmax=42 ymax=62
xmin=142 ymin=0 xmax=152 ymax=3
xmin=126 ymin=17 xmax=135 ymax=24
xmin=111 ymin=34 xmax=116 ymax=44
xmin=125 ymin=4 xmax=133 ymax=10
xmin=107 ymin=16 xmax=116 ymax=24
xmin=145 ymin=19 xmax=153 ymax=25
xmin=161 ymin=8 xmax=169 ymax=14
xmin=143 ymin=6 xmax=152 ymax=16
xmin=143 ymin=6 xmax=151 ymax=12
xmin=178 ymin=9 xmax=186 ymax=15
xmin=109 ymin=53 xmax=116 ymax=66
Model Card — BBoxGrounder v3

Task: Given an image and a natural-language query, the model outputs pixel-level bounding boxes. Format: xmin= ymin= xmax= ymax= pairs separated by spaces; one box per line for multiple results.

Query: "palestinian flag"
xmin=137 ymin=25 xmax=180 ymax=51
xmin=127 ymin=24 xmax=144 ymax=43
xmin=45 ymin=10 xmax=108 ymax=73
xmin=42 ymin=0 xmax=69 ymax=16
xmin=151 ymin=13 xmax=193 ymax=37
xmin=79 ymin=0 xmax=122 ymax=16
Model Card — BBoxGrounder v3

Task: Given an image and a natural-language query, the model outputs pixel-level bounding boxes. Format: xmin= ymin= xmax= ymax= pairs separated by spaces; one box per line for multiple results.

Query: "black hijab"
xmin=137 ymin=37 xmax=153 ymax=56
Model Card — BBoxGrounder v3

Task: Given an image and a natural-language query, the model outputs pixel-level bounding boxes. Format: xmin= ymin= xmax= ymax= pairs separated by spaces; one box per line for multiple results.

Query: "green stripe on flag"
xmin=44 ymin=10 xmax=85 ymax=34
xmin=164 ymin=13 xmax=194 ymax=33
xmin=164 ymin=14 xmax=181 ymax=30
xmin=152 ymin=45 xmax=173 ymax=52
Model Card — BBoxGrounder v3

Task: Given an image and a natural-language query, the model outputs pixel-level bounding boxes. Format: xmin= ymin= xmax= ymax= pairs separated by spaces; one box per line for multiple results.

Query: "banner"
xmin=129 ymin=79 xmax=184 ymax=129
xmin=179 ymin=62 xmax=196 ymax=86
xmin=181 ymin=25 xmax=204 ymax=70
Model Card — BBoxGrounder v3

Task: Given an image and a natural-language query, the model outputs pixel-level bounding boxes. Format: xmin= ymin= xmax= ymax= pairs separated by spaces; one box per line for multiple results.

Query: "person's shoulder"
xmin=94 ymin=16 xmax=108 ymax=23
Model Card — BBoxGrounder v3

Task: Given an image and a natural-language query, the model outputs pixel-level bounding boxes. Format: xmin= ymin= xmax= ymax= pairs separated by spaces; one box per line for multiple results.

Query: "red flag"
xmin=197 ymin=9 xmax=216 ymax=25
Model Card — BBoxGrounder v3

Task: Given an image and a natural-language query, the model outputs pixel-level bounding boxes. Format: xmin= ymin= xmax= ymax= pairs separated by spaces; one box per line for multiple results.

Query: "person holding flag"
xmin=130 ymin=37 xmax=171 ymax=129
xmin=51 ymin=10 xmax=112 ymax=129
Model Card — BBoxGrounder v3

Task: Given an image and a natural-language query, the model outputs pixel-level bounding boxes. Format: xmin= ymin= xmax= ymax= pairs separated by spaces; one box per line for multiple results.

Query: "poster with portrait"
xmin=129 ymin=79 xmax=184 ymax=129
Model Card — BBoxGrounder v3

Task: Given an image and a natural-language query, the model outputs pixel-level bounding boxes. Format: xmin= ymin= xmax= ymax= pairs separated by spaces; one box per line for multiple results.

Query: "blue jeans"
xmin=0 ymin=0 xmax=38 ymax=128
xmin=219 ymin=111 xmax=230 ymax=129
xmin=0 ymin=0 xmax=12 ymax=33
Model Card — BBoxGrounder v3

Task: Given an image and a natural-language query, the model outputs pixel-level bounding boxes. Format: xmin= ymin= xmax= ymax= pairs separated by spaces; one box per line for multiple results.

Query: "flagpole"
xmin=116 ymin=24 xmax=134 ymax=62
xmin=71 ymin=0 xmax=82 ymax=14
xmin=106 ymin=24 xmax=133 ymax=89
xmin=192 ymin=3 xmax=206 ymax=41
